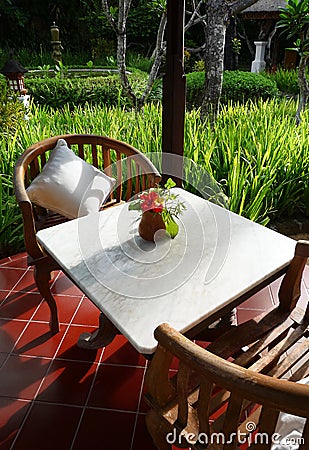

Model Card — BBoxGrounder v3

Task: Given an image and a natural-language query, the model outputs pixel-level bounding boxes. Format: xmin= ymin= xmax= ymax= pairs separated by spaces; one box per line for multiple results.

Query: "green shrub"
xmin=127 ymin=53 xmax=154 ymax=73
xmin=0 ymin=174 xmax=23 ymax=259
xmin=0 ymin=127 xmax=25 ymax=257
xmin=262 ymin=68 xmax=299 ymax=96
xmin=25 ymin=76 xmax=124 ymax=108
xmin=0 ymin=75 xmax=26 ymax=134
xmin=25 ymin=71 xmax=152 ymax=109
xmin=186 ymin=71 xmax=279 ymax=109
xmin=185 ymin=71 xmax=204 ymax=109
xmin=0 ymin=78 xmax=25 ymax=256
xmin=25 ymin=71 xmax=156 ymax=109
xmin=221 ymin=71 xmax=279 ymax=103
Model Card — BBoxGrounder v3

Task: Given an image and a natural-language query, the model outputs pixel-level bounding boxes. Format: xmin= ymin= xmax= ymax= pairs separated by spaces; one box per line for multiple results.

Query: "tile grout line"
xmin=4 ymin=270 xmax=60 ymax=357
xmin=0 ymin=254 xmax=27 ymax=269
xmin=0 ymin=264 xmax=27 ymax=271
xmin=8 ymin=294 xmax=85 ymax=449
xmin=0 ymin=263 xmax=46 ymax=396
xmin=0 ymin=260 xmax=27 ymax=270
xmin=3 ymin=255 xmax=297 ymax=449
xmin=129 ymin=363 xmax=149 ymax=450
xmin=0 ymin=266 xmax=33 ymax=306
xmin=7 ymin=286 xmax=84 ymax=297
xmin=69 ymin=320 xmax=107 ymax=450
xmin=6 ymin=310 xmax=43 ymax=358
xmin=0 ymin=255 xmax=13 ymax=266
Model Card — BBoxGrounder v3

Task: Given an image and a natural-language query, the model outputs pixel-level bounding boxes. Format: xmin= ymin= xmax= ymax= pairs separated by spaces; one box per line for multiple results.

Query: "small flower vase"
xmin=138 ymin=211 xmax=166 ymax=242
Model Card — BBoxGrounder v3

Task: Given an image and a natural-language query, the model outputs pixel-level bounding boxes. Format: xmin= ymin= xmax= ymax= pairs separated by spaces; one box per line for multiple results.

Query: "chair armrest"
xmin=295 ymin=240 xmax=309 ymax=257
xmin=278 ymin=240 xmax=309 ymax=312
xmin=152 ymin=323 xmax=309 ymax=415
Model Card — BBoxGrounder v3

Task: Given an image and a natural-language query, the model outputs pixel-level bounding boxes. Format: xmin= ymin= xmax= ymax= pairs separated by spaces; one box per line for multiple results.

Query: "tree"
xmin=102 ymin=0 xmax=166 ymax=109
xmin=101 ymin=0 xmax=260 ymax=119
xmin=277 ymin=0 xmax=309 ymax=124
xmin=200 ymin=0 xmax=259 ymax=123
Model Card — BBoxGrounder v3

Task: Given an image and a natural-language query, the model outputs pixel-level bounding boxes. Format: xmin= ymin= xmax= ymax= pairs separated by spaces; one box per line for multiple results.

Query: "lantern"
xmin=50 ymin=22 xmax=62 ymax=62
xmin=0 ymin=57 xmax=28 ymax=94
xmin=50 ymin=22 xmax=60 ymax=41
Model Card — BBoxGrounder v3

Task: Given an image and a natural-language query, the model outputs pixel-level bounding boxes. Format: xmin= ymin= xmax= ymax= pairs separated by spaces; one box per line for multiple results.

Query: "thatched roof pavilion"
xmin=242 ymin=0 xmax=287 ymax=19
xmin=241 ymin=0 xmax=296 ymax=70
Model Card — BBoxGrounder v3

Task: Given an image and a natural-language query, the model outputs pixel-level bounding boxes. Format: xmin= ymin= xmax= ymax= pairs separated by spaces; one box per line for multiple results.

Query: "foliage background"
xmin=0 ymin=0 xmax=162 ymax=61
xmin=1 ymin=95 xmax=309 ymax=257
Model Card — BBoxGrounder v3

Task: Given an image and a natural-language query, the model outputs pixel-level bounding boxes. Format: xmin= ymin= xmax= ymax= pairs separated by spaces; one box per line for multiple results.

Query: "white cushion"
xmin=26 ymin=139 xmax=116 ymax=219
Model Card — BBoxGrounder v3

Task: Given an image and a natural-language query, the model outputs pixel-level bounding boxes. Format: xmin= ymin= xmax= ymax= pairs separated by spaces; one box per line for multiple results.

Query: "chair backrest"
xmin=14 ymin=134 xmax=161 ymax=260
xmin=145 ymin=320 xmax=309 ymax=450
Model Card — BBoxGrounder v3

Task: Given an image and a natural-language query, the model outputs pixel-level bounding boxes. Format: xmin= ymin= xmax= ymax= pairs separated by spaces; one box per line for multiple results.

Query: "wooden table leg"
xmin=77 ymin=313 xmax=119 ymax=349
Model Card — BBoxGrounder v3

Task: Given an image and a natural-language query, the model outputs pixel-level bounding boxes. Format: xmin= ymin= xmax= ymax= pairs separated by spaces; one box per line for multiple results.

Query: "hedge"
xmin=186 ymin=70 xmax=279 ymax=109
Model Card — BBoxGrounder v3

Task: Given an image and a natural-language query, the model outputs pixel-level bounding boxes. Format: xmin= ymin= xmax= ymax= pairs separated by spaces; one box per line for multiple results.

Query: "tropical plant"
xmin=0 ymin=129 xmax=25 ymax=257
xmin=277 ymin=0 xmax=309 ymax=123
xmin=2 ymin=98 xmax=309 ymax=257
xmin=0 ymin=174 xmax=23 ymax=258
xmin=0 ymin=75 xmax=26 ymax=133
xmin=186 ymin=71 xmax=279 ymax=109
xmin=262 ymin=68 xmax=299 ymax=96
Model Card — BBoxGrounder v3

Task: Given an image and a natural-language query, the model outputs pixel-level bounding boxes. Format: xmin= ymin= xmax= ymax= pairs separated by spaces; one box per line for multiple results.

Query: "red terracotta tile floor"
xmin=0 ymin=252 xmax=308 ymax=450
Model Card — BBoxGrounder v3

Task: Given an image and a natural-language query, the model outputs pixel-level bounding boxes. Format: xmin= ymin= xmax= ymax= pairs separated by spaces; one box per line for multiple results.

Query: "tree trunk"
xmin=117 ymin=31 xmax=138 ymax=107
xmin=200 ymin=4 xmax=229 ymax=124
xmin=201 ymin=0 xmax=259 ymax=124
xmin=138 ymin=11 xmax=167 ymax=108
xmin=116 ymin=0 xmax=138 ymax=107
xmin=295 ymin=54 xmax=309 ymax=125
xmin=102 ymin=0 xmax=166 ymax=110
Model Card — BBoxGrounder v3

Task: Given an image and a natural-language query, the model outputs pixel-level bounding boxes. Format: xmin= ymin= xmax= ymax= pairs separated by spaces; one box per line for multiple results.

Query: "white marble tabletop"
xmin=37 ymin=188 xmax=296 ymax=354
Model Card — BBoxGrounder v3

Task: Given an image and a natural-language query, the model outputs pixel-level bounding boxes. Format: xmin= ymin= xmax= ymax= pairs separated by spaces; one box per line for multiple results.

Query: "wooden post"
xmin=162 ymin=0 xmax=186 ymax=187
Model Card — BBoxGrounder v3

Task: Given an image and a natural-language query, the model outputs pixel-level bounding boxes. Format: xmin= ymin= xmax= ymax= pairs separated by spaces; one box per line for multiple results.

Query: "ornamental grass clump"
xmin=2 ymin=99 xmax=309 ymax=256
xmin=0 ymin=75 xmax=25 ymax=134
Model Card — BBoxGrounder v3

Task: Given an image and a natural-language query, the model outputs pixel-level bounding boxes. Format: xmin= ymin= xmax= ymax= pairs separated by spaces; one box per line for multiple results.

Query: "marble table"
xmin=37 ymin=188 xmax=296 ymax=355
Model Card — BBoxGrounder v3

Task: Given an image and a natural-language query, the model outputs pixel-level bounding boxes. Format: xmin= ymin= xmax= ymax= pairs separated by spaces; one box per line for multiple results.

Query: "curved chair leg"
xmin=34 ymin=265 xmax=59 ymax=334
xmin=145 ymin=411 xmax=173 ymax=450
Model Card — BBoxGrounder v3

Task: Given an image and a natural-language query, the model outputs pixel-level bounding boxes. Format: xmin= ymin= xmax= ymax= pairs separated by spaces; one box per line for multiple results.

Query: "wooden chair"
xmin=14 ymin=134 xmax=161 ymax=334
xmin=145 ymin=240 xmax=309 ymax=449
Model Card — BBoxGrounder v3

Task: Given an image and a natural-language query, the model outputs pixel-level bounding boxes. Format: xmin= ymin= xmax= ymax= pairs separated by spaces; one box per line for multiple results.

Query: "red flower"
xmin=152 ymin=205 xmax=164 ymax=213
xmin=140 ymin=191 xmax=164 ymax=212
